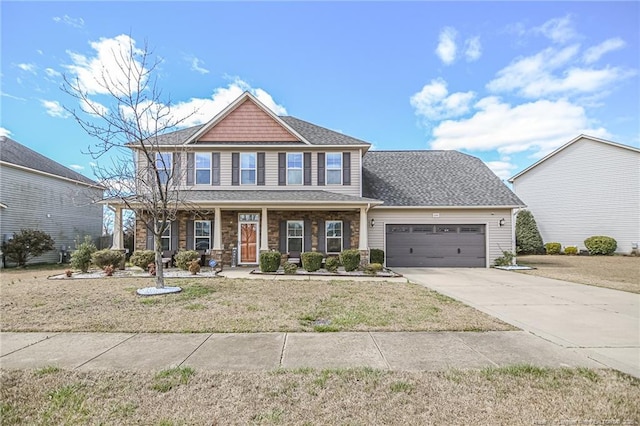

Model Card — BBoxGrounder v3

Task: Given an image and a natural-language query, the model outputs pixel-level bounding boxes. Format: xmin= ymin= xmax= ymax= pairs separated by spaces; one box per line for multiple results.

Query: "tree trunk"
xmin=154 ymin=234 xmax=165 ymax=289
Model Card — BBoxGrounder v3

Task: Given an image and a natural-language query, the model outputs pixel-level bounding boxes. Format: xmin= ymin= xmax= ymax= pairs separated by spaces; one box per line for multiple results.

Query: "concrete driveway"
xmin=395 ymin=268 xmax=640 ymax=378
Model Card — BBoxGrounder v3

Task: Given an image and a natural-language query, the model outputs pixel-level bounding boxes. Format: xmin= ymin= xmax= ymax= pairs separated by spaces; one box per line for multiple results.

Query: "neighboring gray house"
xmin=509 ymin=135 xmax=640 ymax=254
xmin=0 ymin=136 xmax=104 ymax=265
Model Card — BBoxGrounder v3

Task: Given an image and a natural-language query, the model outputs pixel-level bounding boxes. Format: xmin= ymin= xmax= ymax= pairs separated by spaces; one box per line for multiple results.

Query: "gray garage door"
xmin=386 ymin=224 xmax=486 ymax=267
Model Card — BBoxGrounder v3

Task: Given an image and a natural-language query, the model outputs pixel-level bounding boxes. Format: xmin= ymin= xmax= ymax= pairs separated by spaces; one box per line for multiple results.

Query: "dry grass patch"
xmin=0 ymin=268 xmax=512 ymax=332
xmin=517 ymin=255 xmax=640 ymax=293
xmin=1 ymin=366 xmax=638 ymax=425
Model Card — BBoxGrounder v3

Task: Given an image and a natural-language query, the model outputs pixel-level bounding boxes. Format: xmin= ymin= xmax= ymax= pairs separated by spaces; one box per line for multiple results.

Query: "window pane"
xmin=161 ymin=238 xmax=170 ymax=251
xmin=288 ymin=221 xmax=303 ymax=237
xmin=241 ymin=170 xmax=256 ymax=185
xmin=326 ymin=153 xmax=341 ymax=169
xmin=195 ymin=221 xmax=210 ymax=237
xmin=288 ymin=238 xmax=302 ymax=253
xmin=241 ymin=153 xmax=256 ymax=168
xmin=327 ymin=170 xmax=341 ymax=184
xmin=195 ymin=153 xmax=210 ymax=168
xmin=195 ymin=238 xmax=210 ymax=251
xmin=287 ymin=153 xmax=302 ymax=168
xmin=288 ymin=169 xmax=302 ymax=185
xmin=196 ymin=170 xmax=210 ymax=184
xmin=327 ymin=238 xmax=341 ymax=253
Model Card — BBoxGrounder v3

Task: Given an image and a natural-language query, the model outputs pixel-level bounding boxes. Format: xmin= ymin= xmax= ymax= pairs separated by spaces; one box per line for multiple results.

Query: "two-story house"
xmin=110 ymin=91 xmax=524 ymax=268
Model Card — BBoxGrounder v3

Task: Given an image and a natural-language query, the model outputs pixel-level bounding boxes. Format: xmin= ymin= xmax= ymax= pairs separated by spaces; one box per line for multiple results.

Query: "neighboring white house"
xmin=0 ymin=136 xmax=104 ymax=265
xmin=509 ymin=135 xmax=640 ymax=254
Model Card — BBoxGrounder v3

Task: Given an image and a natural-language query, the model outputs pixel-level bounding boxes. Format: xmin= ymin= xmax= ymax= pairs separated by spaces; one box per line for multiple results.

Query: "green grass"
xmin=152 ymin=367 xmax=196 ymax=393
xmin=35 ymin=365 xmax=62 ymax=376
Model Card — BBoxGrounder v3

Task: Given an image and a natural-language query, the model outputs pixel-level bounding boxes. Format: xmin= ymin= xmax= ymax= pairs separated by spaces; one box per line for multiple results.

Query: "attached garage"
xmin=385 ymin=224 xmax=486 ymax=267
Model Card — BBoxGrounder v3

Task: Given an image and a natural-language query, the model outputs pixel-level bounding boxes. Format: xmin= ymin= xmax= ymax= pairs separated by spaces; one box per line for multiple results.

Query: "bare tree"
xmin=62 ymin=36 xmax=194 ymax=289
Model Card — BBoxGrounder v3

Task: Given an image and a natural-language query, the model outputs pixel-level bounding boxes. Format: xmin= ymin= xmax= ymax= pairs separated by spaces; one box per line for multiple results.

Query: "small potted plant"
xmin=148 ymin=262 xmax=156 ymax=276
xmin=65 ymin=269 xmax=73 ymax=278
xmin=103 ymin=264 xmax=115 ymax=276
xmin=188 ymin=259 xmax=200 ymax=275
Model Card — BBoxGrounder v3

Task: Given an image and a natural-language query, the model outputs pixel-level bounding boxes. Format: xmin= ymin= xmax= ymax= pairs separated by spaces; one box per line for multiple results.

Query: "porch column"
xmin=260 ymin=207 xmax=269 ymax=252
xmin=213 ymin=208 xmax=222 ymax=250
xmin=359 ymin=207 xmax=368 ymax=250
xmin=111 ymin=206 xmax=124 ymax=249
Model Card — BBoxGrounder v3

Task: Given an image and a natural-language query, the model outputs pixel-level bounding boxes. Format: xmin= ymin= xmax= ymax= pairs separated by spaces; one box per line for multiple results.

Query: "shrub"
xmin=302 ymin=251 xmax=324 ymax=272
xmin=70 ymin=236 xmax=97 ymax=273
xmin=1 ymin=228 xmax=55 ymax=267
xmin=494 ymin=251 xmax=515 ymax=267
xmin=325 ymin=256 xmax=340 ymax=273
xmin=515 ymin=210 xmax=544 ymax=254
xmin=564 ymin=246 xmax=578 ymax=255
xmin=365 ymin=262 xmax=383 ymax=275
xmin=340 ymin=249 xmax=361 ymax=272
xmin=175 ymin=250 xmax=201 ymax=270
xmin=92 ymin=249 xmax=125 ymax=269
xmin=544 ymin=242 xmax=561 ymax=255
xmin=283 ymin=262 xmax=298 ymax=275
xmin=188 ymin=260 xmax=201 ymax=274
xmin=130 ymin=250 xmax=155 ymax=269
xmin=370 ymin=248 xmax=385 ymax=265
xmin=584 ymin=236 xmax=617 ymax=256
xmin=259 ymin=251 xmax=281 ymax=273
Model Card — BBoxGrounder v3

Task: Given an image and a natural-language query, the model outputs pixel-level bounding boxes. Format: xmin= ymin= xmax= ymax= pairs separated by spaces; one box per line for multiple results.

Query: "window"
xmin=287 ymin=153 xmax=303 ymax=185
xmin=155 ymin=153 xmax=172 ymax=184
xmin=195 ymin=153 xmax=211 ymax=185
xmin=159 ymin=222 xmax=171 ymax=251
xmin=287 ymin=221 xmax=303 ymax=253
xmin=194 ymin=220 xmax=211 ymax=251
xmin=240 ymin=153 xmax=256 ymax=185
xmin=326 ymin=221 xmax=343 ymax=253
xmin=326 ymin=153 xmax=342 ymax=185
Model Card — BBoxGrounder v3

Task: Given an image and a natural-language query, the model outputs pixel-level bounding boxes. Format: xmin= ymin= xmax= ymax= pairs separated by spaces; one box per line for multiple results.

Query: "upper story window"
xmin=287 ymin=220 xmax=303 ymax=253
xmin=195 ymin=153 xmax=211 ymax=185
xmin=194 ymin=220 xmax=211 ymax=251
xmin=326 ymin=153 xmax=342 ymax=185
xmin=326 ymin=221 xmax=343 ymax=253
xmin=155 ymin=152 xmax=172 ymax=185
xmin=240 ymin=153 xmax=256 ymax=185
xmin=287 ymin=153 xmax=303 ymax=185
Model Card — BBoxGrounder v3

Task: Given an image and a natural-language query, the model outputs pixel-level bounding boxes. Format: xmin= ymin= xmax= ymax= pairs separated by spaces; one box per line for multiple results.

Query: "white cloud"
xmin=0 ymin=127 xmax=11 ymax=137
xmin=436 ymin=27 xmax=457 ymax=65
xmin=429 ymin=96 xmax=609 ymax=158
xmin=69 ymin=164 xmax=84 ymax=170
xmin=190 ymin=57 xmax=210 ymax=74
xmin=583 ymin=38 xmax=625 ymax=64
xmin=16 ymin=63 xmax=36 ymax=74
xmin=464 ymin=36 xmax=482 ymax=62
xmin=484 ymin=160 xmax=517 ymax=180
xmin=41 ymin=100 xmax=70 ymax=118
xmin=53 ymin=14 xmax=85 ymax=28
xmin=45 ymin=68 xmax=62 ymax=78
xmin=410 ymin=78 xmax=475 ymax=122
xmin=534 ymin=15 xmax=577 ymax=44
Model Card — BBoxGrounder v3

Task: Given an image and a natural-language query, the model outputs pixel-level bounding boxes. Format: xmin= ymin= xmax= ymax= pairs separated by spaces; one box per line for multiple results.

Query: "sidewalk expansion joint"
xmin=74 ymin=332 xmax=139 ymax=370
xmin=180 ymin=333 xmax=214 ymax=367
xmin=0 ymin=332 xmax=58 ymax=358
xmin=368 ymin=332 xmax=391 ymax=370
xmin=279 ymin=333 xmax=288 ymax=368
xmin=455 ymin=334 xmax=498 ymax=368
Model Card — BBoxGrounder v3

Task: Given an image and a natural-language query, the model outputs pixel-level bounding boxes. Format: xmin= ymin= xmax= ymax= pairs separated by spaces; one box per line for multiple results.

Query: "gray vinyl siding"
xmin=0 ymin=164 xmax=103 ymax=265
xmin=367 ymin=208 xmax=514 ymax=267
xmin=512 ymin=138 xmax=640 ymax=253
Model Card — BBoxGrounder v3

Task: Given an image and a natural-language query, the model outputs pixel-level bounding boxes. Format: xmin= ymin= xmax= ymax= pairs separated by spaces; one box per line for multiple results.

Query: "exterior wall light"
xmin=370 ymin=218 xmax=375 ymax=228
xmin=499 ymin=218 xmax=505 ymax=227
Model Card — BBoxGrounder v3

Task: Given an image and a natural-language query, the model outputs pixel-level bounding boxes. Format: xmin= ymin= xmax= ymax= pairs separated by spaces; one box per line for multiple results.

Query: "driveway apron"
xmin=395 ymin=267 xmax=640 ymax=378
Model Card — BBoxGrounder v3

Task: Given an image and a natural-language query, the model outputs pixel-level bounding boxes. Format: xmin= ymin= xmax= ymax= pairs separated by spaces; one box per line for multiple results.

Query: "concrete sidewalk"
xmin=396 ymin=268 xmax=640 ymax=378
xmin=0 ymin=330 xmax=601 ymax=372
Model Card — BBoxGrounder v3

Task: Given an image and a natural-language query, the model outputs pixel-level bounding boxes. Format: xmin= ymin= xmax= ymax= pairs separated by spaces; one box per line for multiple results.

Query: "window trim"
xmin=195 ymin=153 xmax=211 ymax=185
xmin=155 ymin=152 xmax=172 ymax=185
xmin=159 ymin=221 xmax=171 ymax=251
xmin=240 ymin=152 xmax=257 ymax=185
xmin=194 ymin=220 xmax=211 ymax=251
xmin=325 ymin=220 xmax=343 ymax=254
xmin=286 ymin=220 xmax=304 ymax=253
xmin=287 ymin=152 xmax=303 ymax=186
xmin=326 ymin=152 xmax=342 ymax=185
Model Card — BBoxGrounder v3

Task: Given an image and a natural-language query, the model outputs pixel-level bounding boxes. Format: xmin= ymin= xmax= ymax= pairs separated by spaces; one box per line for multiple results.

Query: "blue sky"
xmin=2 ymin=1 xmax=638 ymax=181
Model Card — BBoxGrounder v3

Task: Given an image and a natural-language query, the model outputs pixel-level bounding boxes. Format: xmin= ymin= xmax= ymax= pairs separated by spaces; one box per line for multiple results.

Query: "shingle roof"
xmin=0 ymin=136 xmax=98 ymax=186
xmin=362 ymin=150 xmax=524 ymax=207
xmin=151 ymin=116 xmax=370 ymax=147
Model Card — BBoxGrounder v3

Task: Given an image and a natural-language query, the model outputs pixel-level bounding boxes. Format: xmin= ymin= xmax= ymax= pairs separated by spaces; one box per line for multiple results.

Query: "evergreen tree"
xmin=515 ymin=210 xmax=544 ymax=254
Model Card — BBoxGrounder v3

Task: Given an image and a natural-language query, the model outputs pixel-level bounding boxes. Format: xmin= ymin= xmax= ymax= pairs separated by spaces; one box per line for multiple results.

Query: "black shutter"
xmin=342 ymin=152 xmax=351 ymax=186
xmin=186 ymin=153 xmax=194 ymax=185
xmin=171 ymin=220 xmax=179 ymax=251
xmin=317 ymin=219 xmax=325 ymax=253
xmin=212 ymin=153 xmax=220 ymax=186
xmin=279 ymin=220 xmax=287 ymax=253
xmin=304 ymin=153 xmax=311 ymax=185
xmin=146 ymin=221 xmax=154 ymax=250
xmin=173 ymin=153 xmax=181 ymax=185
xmin=304 ymin=219 xmax=312 ymax=252
xmin=317 ymin=153 xmax=325 ymax=186
xmin=257 ymin=152 xmax=265 ymax=186
xmin=231 ymin=153 xmax=239 ymax=186
xmin=343 ymin=220 xmax=351 ymax=249
xmin=278 ymin=153 xmax=286 ymax=185
xmin=186 ymin=220 xmax=194 ymax=250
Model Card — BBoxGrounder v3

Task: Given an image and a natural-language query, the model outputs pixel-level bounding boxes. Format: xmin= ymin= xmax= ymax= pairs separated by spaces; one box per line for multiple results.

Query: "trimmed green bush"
xmin=259 ymin=251 xmax=281 ymax=273
xmin=544 ymin=242 xmax=561 ymax=255
xmin=494 ymin=251 xmax=515 ymax=267
xmin=283 ymin=262 xmax=298 ymax=274
xmin=130 ymin=250 xmax=155 ymax=269
xmin=340 ymin=249 xmax=361 ymax=272
xmin=175 ymin=250 xmax=201 ymax=270
xmin=515 ymin=210 xmax=544 ymax=254
xmin=91 ymin=249 xmax=125 ymax=269
xmin=70 ymin=236 xmax=97 ymax=273
xmin=302 ymin=251 xmax=324 ymax=272
xmin=325 ymin=256 xmax=340 ymax=273
xmin=370 ymin=248 xmax=385 ymax=265
xmin=584 ymin=236 xmax=617 ymax=255
xmin=564 ymin=246 xmax=578 ymax=255
xmin=1 ymin=228 xmax=55 ymax=267
xmin=365 ymin=262 xmax=383 ymax=275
